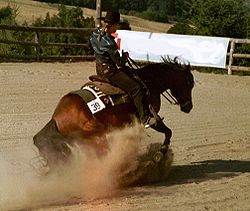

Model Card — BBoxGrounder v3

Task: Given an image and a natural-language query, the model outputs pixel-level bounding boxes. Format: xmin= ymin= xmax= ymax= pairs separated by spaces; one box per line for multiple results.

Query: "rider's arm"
xmin=108 ymin=47 xmax=127 ymax=68
xmin=101 ymin=36 xmax=127 ymax=68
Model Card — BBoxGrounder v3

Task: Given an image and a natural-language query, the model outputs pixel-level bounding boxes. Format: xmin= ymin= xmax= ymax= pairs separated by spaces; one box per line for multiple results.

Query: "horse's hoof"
xmin=160 ymin=145 xmax=168 ymax=155
xmin=153 ymin=151 xmax=164 ymax=163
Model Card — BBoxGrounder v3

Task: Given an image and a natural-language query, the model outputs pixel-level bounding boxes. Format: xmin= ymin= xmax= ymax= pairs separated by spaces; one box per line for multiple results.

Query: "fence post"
xmin=34 ymin=32 xmax=41 ymax=61
xmin=96 ymin=0 xmax=102 ymax=29
xmin=228 ymin=39 xmax=235 ymax=75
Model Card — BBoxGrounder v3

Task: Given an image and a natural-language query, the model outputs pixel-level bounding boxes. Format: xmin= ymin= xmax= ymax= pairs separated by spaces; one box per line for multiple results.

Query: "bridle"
xmin=126 ymin=56 xmax=180 ymax=106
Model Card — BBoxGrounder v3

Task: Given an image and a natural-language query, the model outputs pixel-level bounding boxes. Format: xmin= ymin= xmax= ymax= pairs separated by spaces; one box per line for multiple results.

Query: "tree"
xmin=167 ymin=23 xmax=195 ymax=35
xmin=0 ymin=5 xmax=95 ymax=57
xmin=0 ymin=5 xmax=18 ymax=24
xmin=189 ymin=0 xmax=249 ymax=38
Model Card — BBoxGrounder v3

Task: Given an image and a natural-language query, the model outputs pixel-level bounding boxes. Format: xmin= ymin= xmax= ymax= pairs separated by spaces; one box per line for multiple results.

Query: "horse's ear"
xmin=186 ymin=62 xmax=191 ymax=72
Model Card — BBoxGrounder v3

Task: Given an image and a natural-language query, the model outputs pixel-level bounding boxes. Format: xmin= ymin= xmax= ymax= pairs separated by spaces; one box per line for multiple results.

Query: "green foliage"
xmin=166 ymin=0 xmax=192 ymax=21
xmin=189 ymin=0 xmax=249 ymax=38
xmin=1 ymin=1 xmax=250 ymax=70
xmin=0 ymin=5 xmax=95 ymax=57
xmin=0 ymin=6 xmax=12 ymax=22
xmin=167 ymin=23 xmax=195 ymax=35
xmin=0 ymin=6 xmax=19 ymax=55
xmin=187 ymin=0 xmax=250 ymax=73
xmin=139 ymin=9 xmax=168 ymax=22
xmin=34 ymin=0 xmax=174 ymax=23
xmin=0 ymin=5 xmax=17 ymax=24
xmin=33 ymin=0 xmax=250 ymax=35
xmin=29 ymin=5 xmax=95 ymax=56
xmin=234 ymin=43 xmax=250 ymax=67
xmin=119 ymin=19 xmax=131 ymax=30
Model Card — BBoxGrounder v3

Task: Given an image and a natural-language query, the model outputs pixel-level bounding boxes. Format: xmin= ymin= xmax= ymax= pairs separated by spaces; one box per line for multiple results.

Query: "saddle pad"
xmin=85 ymin=81 xmax=126 ymax=95
xmin=71 ymin=82 xmax=131 ymax=114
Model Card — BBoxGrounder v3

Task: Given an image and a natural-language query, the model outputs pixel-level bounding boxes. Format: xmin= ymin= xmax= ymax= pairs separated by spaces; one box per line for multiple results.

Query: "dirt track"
xmin=0 ymin=62 xmax=250 ymax=211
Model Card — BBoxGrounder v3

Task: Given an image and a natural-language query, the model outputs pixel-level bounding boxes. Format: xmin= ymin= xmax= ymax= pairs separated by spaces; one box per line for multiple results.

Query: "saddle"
xmin=71 ymin=75 xmax=131 ymax=114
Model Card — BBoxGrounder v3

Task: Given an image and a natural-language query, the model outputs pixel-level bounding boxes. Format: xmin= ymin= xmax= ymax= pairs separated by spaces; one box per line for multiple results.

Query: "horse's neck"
xmin=138 ymin=66 xmax=173 ymax=94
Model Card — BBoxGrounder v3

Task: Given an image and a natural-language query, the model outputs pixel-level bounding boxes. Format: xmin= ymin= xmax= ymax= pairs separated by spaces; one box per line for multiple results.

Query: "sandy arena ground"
xmin=0 ymin=62 xmax=250 ymax=211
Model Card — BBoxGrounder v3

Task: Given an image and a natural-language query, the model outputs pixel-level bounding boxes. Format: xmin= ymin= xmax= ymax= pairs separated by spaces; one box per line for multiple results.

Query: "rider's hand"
xmin=122 ymin=51 xmax=129 ymax=58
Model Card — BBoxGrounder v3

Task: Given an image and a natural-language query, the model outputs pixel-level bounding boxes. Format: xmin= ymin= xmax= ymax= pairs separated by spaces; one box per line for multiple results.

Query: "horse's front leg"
xmin=150 ymin=120 xmax=172 ymax=161
xmin=151 ymin=120 xmax=172 ymax=148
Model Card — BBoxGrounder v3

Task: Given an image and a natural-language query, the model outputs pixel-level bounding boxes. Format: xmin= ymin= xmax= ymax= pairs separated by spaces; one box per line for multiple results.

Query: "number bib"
xmin=87 ymin=98 xmax=106 ymax=114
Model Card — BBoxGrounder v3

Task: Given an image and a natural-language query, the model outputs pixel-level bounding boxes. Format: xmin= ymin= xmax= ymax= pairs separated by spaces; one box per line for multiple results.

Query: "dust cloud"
xmin=0 ymin=124 xmax=144 ymax=210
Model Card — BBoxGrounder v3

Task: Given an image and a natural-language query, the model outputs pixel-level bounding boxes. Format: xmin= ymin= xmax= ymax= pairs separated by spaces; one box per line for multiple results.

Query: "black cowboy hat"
xmin=103 ymin=11 xmax=120 ymax=24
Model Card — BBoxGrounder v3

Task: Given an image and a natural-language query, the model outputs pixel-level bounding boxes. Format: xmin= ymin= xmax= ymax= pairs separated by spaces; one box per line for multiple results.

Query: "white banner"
xmin=116 ymin=30 xmax=230 ymax=69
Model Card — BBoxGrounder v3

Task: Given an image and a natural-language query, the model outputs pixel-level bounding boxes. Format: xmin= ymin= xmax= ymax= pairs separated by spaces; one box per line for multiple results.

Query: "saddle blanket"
xmin=71 ymin=81 xmax=130 ymax=114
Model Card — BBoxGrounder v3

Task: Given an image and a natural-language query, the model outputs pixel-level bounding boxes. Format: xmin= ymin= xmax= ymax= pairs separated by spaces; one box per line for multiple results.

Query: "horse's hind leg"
xmin=33 ymin=119 xmax=72 ymax=170
xmin=52 ymin=94 xmax=109 ymax=157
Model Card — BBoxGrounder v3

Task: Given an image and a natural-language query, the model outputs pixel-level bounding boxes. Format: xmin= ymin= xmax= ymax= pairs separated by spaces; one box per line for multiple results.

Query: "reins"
xmin=126 ymin=56 xmax=179 ymax=105
xmin=127 ymin=56 xmax=141 ymax=69
xmin=161 ymin=91 xmax=179 ymax=105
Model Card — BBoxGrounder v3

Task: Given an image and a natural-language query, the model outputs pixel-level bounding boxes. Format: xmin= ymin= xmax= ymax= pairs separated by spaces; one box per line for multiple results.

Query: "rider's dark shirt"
xmin=90 ymin=29 xmax=127 ymax=75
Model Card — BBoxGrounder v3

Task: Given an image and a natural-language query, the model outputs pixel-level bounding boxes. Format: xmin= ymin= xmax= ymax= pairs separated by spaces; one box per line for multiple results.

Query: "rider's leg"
xmin=107 ymin=70 xmax=155 ymax=126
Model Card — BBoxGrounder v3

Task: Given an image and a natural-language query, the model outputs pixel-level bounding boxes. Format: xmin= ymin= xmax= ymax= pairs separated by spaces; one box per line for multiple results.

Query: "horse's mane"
xmin=161 ymin=56 xmax=190 ymax=71
xmin=139 ymin=56 xmax=190 ymax=73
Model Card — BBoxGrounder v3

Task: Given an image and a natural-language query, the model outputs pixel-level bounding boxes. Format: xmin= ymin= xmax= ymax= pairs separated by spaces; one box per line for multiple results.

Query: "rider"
xmin=89 ymin=11 xmax=159 ymax=128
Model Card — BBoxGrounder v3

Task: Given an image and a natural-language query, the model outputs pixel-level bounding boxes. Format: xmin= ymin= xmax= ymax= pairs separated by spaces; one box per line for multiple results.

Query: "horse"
xmin=33 ymin=57 xmax=194 ymax=171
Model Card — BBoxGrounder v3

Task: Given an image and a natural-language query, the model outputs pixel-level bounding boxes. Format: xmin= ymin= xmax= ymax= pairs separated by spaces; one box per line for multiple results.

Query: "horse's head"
xmin=169 ymin=60 xmax=194 ymax=113
xmin=172 ymin=66 xmax=194 ymax=113
xmin=162 ymin=57 xmax=194 ymax=113
xmin=137 ymin=57 xmax=194 ymax=113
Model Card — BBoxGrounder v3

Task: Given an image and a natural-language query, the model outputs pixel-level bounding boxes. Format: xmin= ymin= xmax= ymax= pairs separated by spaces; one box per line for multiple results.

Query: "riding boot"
xmin=106 ymin=68 xmax=157 ymax=127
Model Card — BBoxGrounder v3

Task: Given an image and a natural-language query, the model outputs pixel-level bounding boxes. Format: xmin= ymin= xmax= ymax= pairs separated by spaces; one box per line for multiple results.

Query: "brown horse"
xmin=33 ymin=57 xmax=194 ymax=169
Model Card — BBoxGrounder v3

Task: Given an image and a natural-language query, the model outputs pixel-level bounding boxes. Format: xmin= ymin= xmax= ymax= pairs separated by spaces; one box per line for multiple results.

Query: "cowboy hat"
xmin=103 ymin=11 xmax=120 ymax=24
